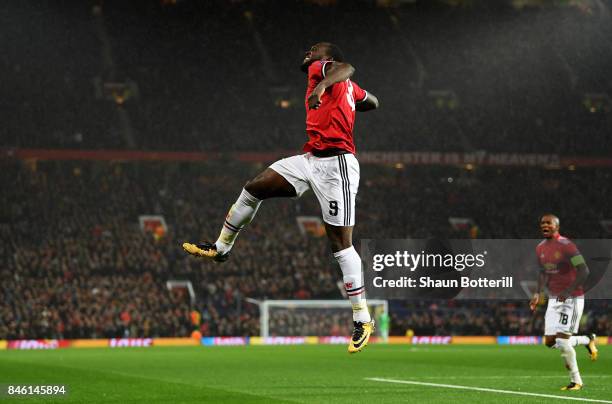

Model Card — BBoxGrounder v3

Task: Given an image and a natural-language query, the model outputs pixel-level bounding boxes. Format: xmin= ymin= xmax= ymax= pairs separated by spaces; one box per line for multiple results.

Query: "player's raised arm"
xmin=321 ymin=61 xmax=355 ymax=86
xmin=308 ymin=62 xmax=355 ymax=109
xmin=356 ymin=91 xmax=379 ymax=112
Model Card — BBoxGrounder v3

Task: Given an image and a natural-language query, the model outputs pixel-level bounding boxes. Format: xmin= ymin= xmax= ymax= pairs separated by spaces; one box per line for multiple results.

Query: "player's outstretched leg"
xmin=556 ymin=335 xmax=584 ymax=391
xmin=182 ymin=188 xmax=261 ymax=261
xmin=569 ymin=333 xmax=598 ymax=361
xmin=183 ymin=168 xmax=296 ymax=261
xmin=325 ymin=223 xmax=374 ymax=354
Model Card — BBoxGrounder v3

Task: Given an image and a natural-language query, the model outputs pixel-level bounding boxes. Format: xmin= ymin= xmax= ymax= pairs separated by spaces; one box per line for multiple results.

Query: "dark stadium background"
xmin=1 ymin=0 xmax=610 ymax=342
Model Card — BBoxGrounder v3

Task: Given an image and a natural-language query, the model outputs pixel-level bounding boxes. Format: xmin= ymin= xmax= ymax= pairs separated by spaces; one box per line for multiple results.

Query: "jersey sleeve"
xmin=535 ymin=244 xmax=543 ymax=267
xmin=307 ymin=61 xmax=328 ymax=82
xmin=563 ymin=240 xmax=580 ymax=257
xmin=352 ymin=81 xmax=368 ymax=103
xmin=564 ymin=241 xmax=584 ymax=267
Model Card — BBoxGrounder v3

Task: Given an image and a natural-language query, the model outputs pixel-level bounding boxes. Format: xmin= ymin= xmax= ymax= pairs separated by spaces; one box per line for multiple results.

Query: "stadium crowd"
xmin=390 ymin=300 xmax=610 ymax=337
xmin=4 ymin=1 xmax=612 ymax=154
xmin=2 ymin=0 xmax=611 ymax=340
xmin=0 ymin=160 xmax=610 ymax=339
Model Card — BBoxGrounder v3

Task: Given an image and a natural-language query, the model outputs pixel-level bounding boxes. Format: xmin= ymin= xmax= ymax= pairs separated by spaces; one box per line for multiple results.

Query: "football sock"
xmin=215 ymin=189 xmax=261 ymax=254
xmin=569 ymin=336 xmax=590 ymax=347
xmin=333 ymin=246 xmax=371 ymax=323
xmin=557 ymin=338 xmax=583 ymax=385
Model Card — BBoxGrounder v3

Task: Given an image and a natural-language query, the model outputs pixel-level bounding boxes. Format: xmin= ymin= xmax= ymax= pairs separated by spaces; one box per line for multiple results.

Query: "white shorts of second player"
xmin=269 ymin=153 xmax=359 ymax=226
xmin=544 ymin=296 xmax=584 ymax=335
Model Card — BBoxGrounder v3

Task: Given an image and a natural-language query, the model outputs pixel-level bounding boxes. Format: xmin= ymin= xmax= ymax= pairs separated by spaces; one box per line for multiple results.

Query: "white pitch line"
xmin=365 ymin=377 xmax=612 ymax=403
xmin=415 ymin=375 xmax=612 ymax=380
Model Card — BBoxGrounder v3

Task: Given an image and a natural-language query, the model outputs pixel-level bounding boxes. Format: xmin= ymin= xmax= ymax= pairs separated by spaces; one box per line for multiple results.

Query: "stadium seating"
xmin=1 ymin=160 xmax=609 ymax=339
xmin=3 ymin=0 xmax=611 ymax=154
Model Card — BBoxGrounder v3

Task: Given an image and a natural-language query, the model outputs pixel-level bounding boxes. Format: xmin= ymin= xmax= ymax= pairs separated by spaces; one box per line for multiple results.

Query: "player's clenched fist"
xmin=308 ymin=83 xmax=326 ymax=109
xmin=529 ymin=293 xmax=540 ymax=311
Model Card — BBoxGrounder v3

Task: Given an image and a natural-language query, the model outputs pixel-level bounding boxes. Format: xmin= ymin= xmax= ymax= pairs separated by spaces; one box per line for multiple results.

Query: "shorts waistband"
xmin=311 ymin=148 xmax=351 ymax=158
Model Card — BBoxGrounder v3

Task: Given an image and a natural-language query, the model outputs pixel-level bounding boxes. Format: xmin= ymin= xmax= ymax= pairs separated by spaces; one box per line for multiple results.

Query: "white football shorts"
xmin=269 ymin=153 xmax=359 ymax=227
xmin=544 ymin=296 xmax=584 ymax=335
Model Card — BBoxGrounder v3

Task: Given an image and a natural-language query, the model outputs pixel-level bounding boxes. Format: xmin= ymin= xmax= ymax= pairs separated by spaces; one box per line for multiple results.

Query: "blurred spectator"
xmin=0 ymin=160 xmax=609 ymax=338
xmin=3 ymin=1 xmax=611 ymax=155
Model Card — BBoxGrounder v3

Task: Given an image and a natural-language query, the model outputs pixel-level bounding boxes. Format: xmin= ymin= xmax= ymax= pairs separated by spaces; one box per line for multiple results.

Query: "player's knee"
xmin=556 ymin=337 xmax=570 ymax=352
xmin=330 ymin=238 xmax=351 ymax=253
xmin=244 ymin=179 xmax=265 ymax=200
xmin=325 ymin=228 xmax=351 ymax=252
xmin=326 ymin=232 xmax=341 ymax=251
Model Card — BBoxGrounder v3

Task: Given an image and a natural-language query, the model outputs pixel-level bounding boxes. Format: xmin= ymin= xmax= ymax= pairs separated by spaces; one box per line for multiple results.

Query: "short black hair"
xmin=539 ymin=213 xmax=560 ymax=226
xmin=322 ymin=42 xmax=345 ymax=62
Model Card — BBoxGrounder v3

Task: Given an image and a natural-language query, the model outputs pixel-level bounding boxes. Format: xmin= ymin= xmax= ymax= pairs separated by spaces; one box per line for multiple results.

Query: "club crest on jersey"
xmin=554 ymin=251 xmax=562 ymax=259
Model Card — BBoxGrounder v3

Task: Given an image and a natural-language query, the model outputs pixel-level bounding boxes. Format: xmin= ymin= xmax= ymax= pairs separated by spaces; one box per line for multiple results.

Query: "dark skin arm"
xmin=356 ymin=91 xmax=379 ymax=112
xmin=307 ymin=62 xmax=355 ymax=110
xmin=556 ymin=263 xmax=589 ymax=302
xmin=530 ymin=269 xmax=548 ymax=311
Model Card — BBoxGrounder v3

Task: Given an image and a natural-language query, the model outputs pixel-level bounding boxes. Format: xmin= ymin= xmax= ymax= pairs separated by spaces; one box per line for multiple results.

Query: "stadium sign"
xmin=358 ymin=151 xmax=562 ymax=167
xmin=318 ymin=336 xmax=351 ymax=345
xmin=201 ymin=337 xmax=248 ymax=346
xmin=497 ymin=336 xmax=542 ymax=345
xmin=7 ymin=340 xmax=70 ymax=350
xmin=411 ymin=336 xmax=452 ymax=345
xmin=260 ymin=337 xmax=308 ymax=345
xmin=108 ymin=338 xmax=153 ymax=348
xmin=5 ymin=148 xmax=612 ymax=168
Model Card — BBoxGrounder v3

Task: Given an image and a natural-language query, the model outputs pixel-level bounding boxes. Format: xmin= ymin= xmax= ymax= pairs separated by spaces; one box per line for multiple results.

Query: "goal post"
xmin=259 ymin=299 xmax=389 ymax=339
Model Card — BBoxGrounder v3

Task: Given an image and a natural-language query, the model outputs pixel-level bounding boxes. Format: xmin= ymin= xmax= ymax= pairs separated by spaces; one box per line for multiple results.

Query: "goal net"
xmin=259 ymin=300 xmax=389 ymax=339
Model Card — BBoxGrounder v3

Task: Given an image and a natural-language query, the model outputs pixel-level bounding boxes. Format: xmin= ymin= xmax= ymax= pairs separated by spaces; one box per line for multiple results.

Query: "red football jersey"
xmin=304 ymin=60 xmax=367 ymax=154
xmin=536 ymin=234 xmax=584 ymax=296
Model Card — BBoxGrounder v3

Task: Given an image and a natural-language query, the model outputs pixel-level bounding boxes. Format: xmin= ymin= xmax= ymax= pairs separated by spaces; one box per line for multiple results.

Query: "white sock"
xmin=569 ymin=336 xmax=590 ymax=347
xmin=557 ymin=338 xmax=583 ymax=385
xmin=334 ymin=246 xmax=371 ymax=323
xmin=215 ymin=189 xmax=261 ymax=254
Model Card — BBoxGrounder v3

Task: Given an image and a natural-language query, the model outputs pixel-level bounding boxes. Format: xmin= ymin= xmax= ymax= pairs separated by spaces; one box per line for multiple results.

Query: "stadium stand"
xmin=1 ymin=0 xmax=610 ymax=340
xmin=3 ymin=0 xmax=611 ymax=154
xmin=1 ymin=160 xmax=609 ymax=339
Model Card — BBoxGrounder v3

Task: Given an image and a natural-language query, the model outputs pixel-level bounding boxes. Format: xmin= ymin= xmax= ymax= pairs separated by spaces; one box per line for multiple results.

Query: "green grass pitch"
xmin=1 ymin=345 xmax=610 ymax=403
